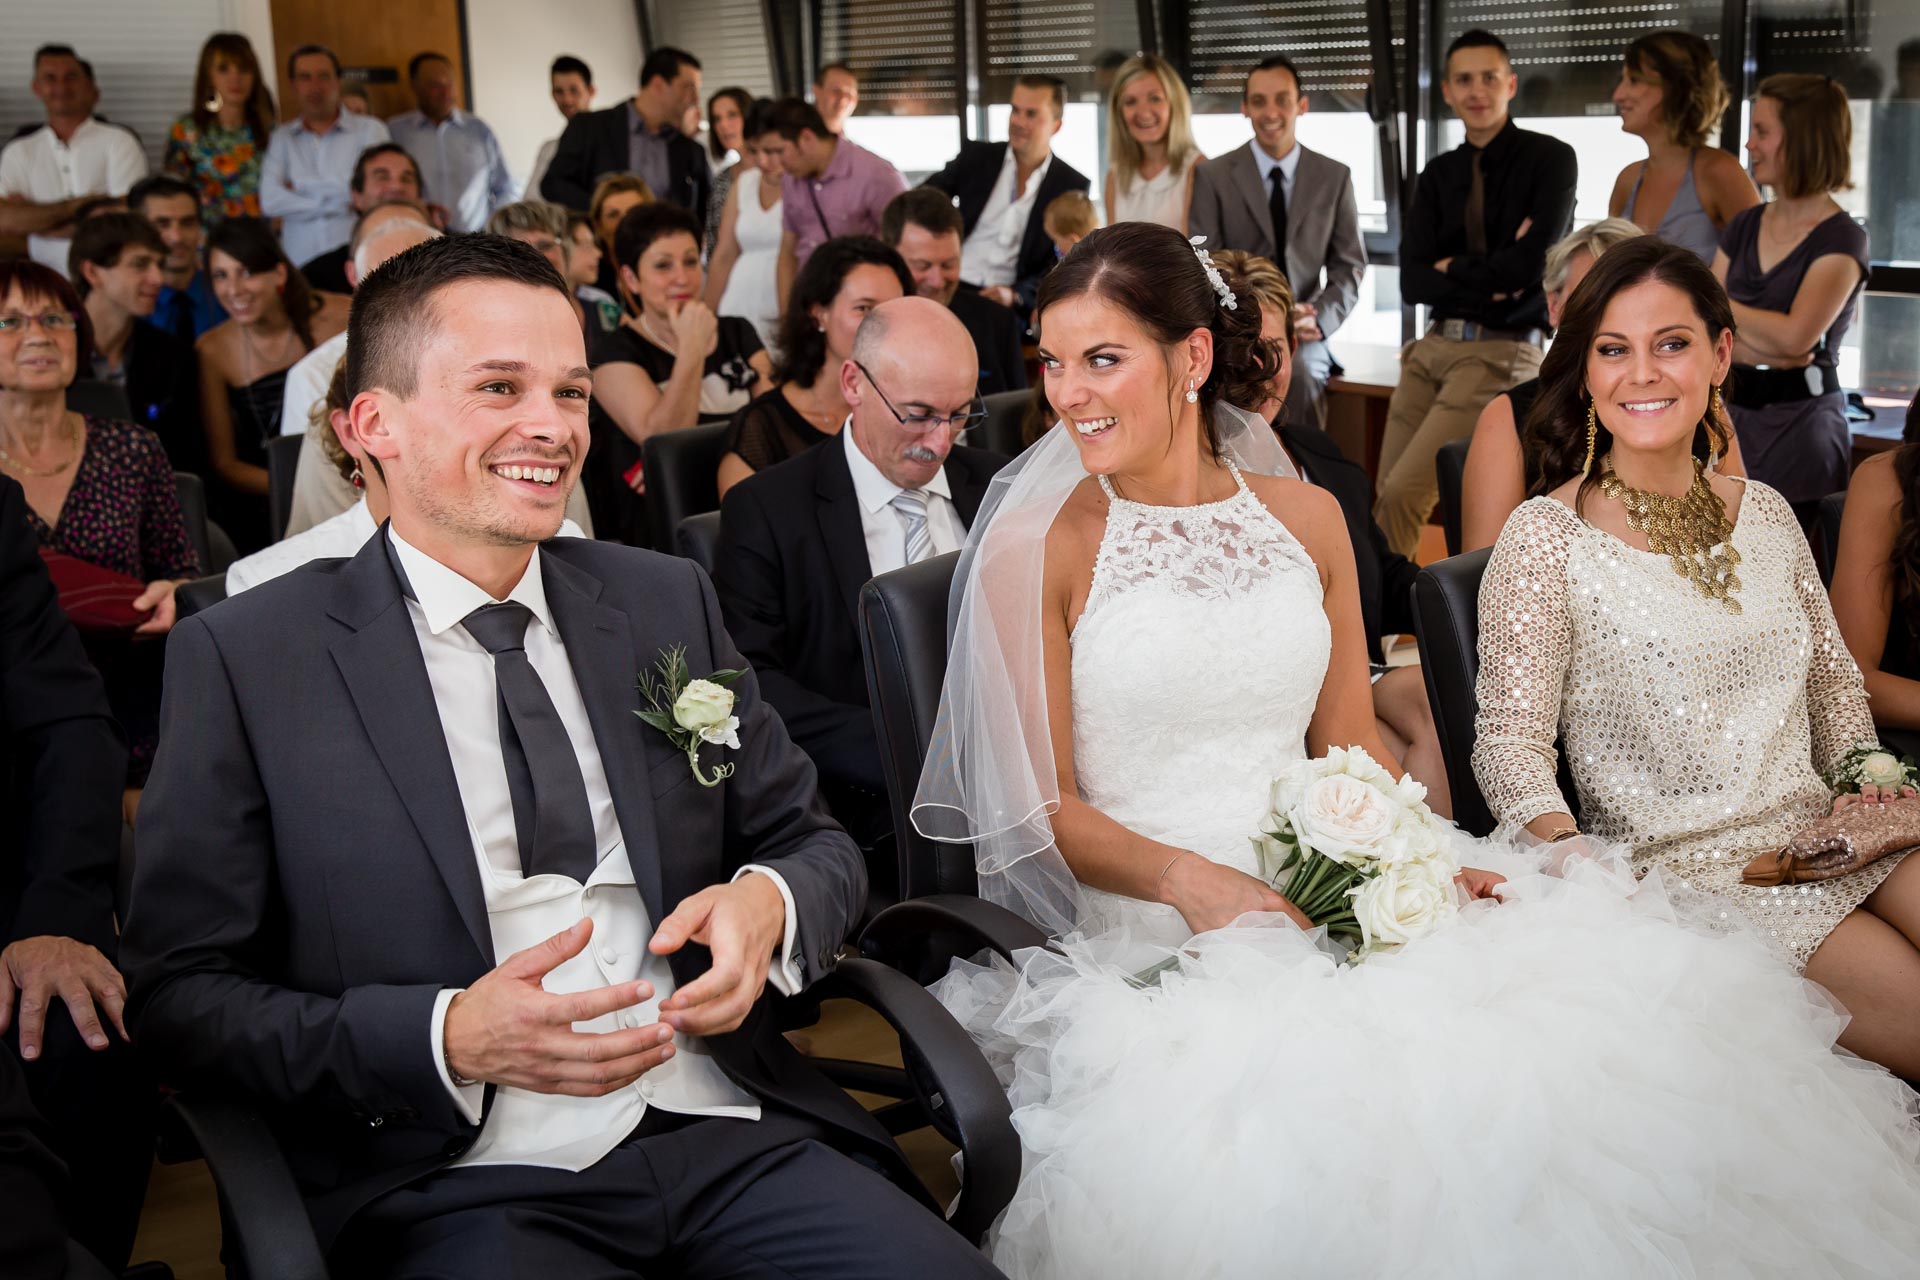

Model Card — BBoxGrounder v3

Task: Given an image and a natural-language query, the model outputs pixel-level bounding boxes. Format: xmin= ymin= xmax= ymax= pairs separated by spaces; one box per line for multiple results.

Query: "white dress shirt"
xmin=386 ymin=109 xmax=516 ymax=233
xmin=259 ymin=110 xmax=392 ymax=268
xmin=841 ymin=423 xmax=966 ymax=575
xmin=386 ymin=528 xmax=803 ymax=1170
xmin=225 ymin=498 xmax=584 ymax=595
xmin=959 ymin=148 xmax=1050 ymax=290
xmin=0 ymin=120 xmax=148 ymax=275
xmin=1252 ymin=139 xmax=1302 ymax=205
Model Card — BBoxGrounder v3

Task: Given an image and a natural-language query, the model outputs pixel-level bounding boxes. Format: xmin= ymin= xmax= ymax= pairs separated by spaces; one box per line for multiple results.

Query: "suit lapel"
xmin=1231 ymin=144 xmax=1275 ymax=259
xmin=542 ymin=549 xmax=667 ymax=925
xmin=948 ymin=452 xmax=992 ymax=526
xmin=959 ymin=143 xmax=1004 ymax=231
xmin=327 ymin=537 xmax=492 ymax=964
xmin=814 ymin=441 xmax=875 ymax=627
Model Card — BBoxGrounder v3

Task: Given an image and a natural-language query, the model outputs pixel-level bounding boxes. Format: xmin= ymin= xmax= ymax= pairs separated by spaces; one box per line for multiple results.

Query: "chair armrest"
xmin=162 ymin=1093 xmax=329 ymax=1280
xmin=859 ymin=894 xmax=1049 ymax=974
xmin=814 ymin=957 xmax=1019 ymax=1244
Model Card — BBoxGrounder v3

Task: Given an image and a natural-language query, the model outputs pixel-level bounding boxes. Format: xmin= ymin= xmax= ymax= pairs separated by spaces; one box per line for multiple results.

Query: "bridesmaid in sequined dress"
xmin=1474 ymin=237 xmax=1920 ymax=1080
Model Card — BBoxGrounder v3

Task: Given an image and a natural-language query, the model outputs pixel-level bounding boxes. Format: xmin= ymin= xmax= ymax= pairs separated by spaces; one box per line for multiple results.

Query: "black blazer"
xmin=1279 ymin=423 xmax=1419 ymax=664
xmin=542 ymin=102 xmax=712 ymax=228
xmin=122 ymin=532 xmax=904 ymax=1248
xmin=124 ymin=320 xmax=204 ymax=476
xmin=0 ymin=477 xmax=126 ymax=954
xmin=712 ymin=439 xmax=1004 ymax=793
xmin=950 ymin=286 xmax=1027 ymax=396
xmin=925 ymin=142 xmax=1089 ymax=315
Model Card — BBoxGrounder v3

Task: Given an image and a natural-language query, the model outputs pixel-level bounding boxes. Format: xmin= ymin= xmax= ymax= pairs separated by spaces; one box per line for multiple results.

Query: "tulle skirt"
xmin=936 ymin=844 xmax=1920 ymax=1279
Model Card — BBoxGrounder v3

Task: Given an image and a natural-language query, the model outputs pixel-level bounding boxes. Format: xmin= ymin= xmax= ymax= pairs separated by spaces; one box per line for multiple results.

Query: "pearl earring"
xmin=1184 ymin=380 xmax=1198 ymax=405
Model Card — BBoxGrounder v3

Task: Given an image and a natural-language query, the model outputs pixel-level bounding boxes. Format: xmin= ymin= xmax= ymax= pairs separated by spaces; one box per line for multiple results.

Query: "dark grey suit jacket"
xmin=542 ymin=102 xmax=712 ymax=227
xmin=1187 ymin=142 xmax=1366 ymax=338
xmin=122 ymin=531 xmax=901 ymax=1248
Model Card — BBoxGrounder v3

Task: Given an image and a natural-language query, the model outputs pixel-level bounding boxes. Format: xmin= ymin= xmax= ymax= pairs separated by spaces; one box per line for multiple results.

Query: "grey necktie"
xmin=460 ymin=601 xmax=598 ymax=883
xmin=890 ymin=490 xmax=935 ymax=565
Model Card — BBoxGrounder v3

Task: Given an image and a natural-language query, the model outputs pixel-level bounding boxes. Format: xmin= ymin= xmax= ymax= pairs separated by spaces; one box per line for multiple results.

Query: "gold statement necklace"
xmin=1598 ymin=453 xmax=1742 ymax=612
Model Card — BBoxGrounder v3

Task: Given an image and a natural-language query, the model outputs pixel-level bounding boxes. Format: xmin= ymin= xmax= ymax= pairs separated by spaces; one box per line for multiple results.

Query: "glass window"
xmin=819 ymin=0 xmax=966 ymax=181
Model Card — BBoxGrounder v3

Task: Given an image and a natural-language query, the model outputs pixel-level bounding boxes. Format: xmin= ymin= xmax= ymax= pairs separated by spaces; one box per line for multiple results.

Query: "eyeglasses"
xmin=0 ymin=311 xmax=79 ymax=334
xmin=853 ymin=360 xmax=986 ymax=440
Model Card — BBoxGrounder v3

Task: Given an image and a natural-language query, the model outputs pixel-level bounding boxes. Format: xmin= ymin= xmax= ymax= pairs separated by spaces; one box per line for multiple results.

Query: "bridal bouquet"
xmin=1253 ymin=747 xmax=1460 ymax=957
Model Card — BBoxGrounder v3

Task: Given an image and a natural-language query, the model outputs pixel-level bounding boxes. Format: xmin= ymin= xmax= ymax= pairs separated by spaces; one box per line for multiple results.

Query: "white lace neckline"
xmin=1096 ymin=459 xmax=1250 ymax=513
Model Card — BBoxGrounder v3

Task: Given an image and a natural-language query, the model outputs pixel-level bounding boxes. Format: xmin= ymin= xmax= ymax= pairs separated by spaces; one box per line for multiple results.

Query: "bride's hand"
xmin=1455 ymin=867 xmax=1507 ymax=901
xmin=1160 ymin=853 xmax=1310 ymax=935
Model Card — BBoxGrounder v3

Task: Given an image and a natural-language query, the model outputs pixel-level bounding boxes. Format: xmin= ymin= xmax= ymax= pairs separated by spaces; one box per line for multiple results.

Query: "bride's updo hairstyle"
xmin=1035 ymin=221 xmax=1281 ymax=458
xmin=1523 ymin=234 xmax=1734 ymax=513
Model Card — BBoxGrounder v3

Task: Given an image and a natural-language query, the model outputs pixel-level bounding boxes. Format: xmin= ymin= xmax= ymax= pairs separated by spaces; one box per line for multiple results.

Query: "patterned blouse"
xmin=25 ymin=417 xmax=200 ymax=582
xmin=164 ymin=114 xmax=265 ymax=225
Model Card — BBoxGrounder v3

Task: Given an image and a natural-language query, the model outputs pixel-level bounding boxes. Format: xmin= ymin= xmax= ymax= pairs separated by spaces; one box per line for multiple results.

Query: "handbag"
xmin=38 ymin=548 xmax=151 ymax=631
xmin=1741 ymin=799 xmax=1920 ymax=886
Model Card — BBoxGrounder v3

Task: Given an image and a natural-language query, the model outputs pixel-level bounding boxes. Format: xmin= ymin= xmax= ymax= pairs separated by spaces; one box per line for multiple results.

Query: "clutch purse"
xmin=1741 ymin=799 xmax=1920 ymax=886
xmin=37 ymin=549 xmax=150 ymax=631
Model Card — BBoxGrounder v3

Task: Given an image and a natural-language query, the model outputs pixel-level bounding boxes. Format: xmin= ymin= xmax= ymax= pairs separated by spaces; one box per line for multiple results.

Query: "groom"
xmin=121 ymin=235 xmax=1001 ymax=1277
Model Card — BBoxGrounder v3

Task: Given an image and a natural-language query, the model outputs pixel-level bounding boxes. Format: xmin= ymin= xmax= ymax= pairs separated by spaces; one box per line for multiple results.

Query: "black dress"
xmin=724 ymin=387 xmax=835 ymax=474
xmin=218 ymin=367 xmax=290 ymax=553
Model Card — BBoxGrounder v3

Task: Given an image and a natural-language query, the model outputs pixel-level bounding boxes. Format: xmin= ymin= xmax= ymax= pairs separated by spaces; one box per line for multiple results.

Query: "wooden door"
xmin=268 ymin=0 xmax=467 ymax=121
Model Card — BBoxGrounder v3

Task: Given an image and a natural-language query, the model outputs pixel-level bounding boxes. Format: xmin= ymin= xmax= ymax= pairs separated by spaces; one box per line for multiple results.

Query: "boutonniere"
xmin=636 ymin=645 xmax=745 ymax=787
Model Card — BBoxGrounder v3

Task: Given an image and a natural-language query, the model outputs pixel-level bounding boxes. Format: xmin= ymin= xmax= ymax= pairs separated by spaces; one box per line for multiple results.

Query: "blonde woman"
xmin=1103 ymin=54 xmax=1202 ymax=230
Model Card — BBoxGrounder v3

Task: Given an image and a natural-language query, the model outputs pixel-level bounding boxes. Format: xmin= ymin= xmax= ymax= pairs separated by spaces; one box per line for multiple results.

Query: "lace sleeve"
xmin=1767 ymin=486 xmax=1877 ymax=772
xmin=1471 ymin=500 xmax=1576 ymax=827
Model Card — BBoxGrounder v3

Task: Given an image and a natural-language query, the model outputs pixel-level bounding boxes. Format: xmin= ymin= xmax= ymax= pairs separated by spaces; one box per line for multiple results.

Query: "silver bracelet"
xmin=445 ymin=1042 xmax=479 ymax=1089
xmin=1156 ymin=849 xmax=1192 ymax=893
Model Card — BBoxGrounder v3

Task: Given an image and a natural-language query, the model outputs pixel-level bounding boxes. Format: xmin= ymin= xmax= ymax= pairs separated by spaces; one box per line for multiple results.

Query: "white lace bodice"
xmin=1070 ymin=463 xmax=1331 ymax=934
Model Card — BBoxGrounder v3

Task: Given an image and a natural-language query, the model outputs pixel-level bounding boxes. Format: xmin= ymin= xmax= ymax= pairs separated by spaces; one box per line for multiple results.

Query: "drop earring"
xmin=1581 ymin=396 xmax=1598 ymax=476
xmin=349 ymin=465 xmax=364 ymax=490
xmin=1184 ymin=379 xmax=1198 ymax=405
xmin=204 ymin=92 xmax=223 ymax=113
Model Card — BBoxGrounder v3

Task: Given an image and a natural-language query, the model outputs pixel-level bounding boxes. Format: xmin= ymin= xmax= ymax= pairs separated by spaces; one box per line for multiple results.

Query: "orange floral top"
xmin=163 ymin=114 xmax=264 ymax=226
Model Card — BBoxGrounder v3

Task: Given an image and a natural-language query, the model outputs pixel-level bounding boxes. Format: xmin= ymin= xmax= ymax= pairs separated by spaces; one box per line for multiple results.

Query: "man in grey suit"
xmin=1189 ymin=54 xmax=1365 ymax=428
xmin=121 ymin=235 xmax=1001 ymax=1279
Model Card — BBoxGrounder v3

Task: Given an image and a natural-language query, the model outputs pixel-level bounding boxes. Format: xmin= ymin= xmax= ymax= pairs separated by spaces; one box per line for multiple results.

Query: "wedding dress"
xmin=935 ymin=462 xmax=1920 ymax=1279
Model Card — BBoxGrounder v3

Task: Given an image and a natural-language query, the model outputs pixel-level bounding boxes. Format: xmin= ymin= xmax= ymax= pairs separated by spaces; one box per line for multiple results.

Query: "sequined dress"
xmin=1473 ymin=482 xmax=1901 ymax=966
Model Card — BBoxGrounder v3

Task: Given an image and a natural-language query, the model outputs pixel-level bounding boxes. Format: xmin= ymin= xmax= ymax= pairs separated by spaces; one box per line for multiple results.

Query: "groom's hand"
xmin=443 ymin=919 xmax=676 ymax=1096
xmin=651 ymin=873 xmax=785 ymax=1037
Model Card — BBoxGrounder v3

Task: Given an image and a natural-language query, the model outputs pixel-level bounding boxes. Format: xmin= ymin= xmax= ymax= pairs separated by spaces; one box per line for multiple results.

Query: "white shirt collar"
xmin=841 ymin=419 xmax=953 ymax=515
xmin=1000 ymin=145 xmax=1052 ymax=196
xmin=1252 ymin=139 xmax=1301 ymax=188
xmin=388 ymin=524 xmax=556 ymax=639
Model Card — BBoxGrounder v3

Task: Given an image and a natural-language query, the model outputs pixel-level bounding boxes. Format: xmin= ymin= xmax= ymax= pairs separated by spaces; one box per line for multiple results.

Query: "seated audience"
xmin=259 ymin=44 xmax=392 ymax=271
xmin=1189 ymin=54 xmax=1367 ymax=429
xmin=1214 ymin=249 xmax=1446 ymax=815
xmin=67 ymin=212 xmax=203 ymax=473
xmin=704 ymin=86 xmax=755 ymax=253
xmin=880 ymin=188 xmax=1026 ymax=397
xmin=587 ymin=172 xmax=653 ymax=299
xmin=566 ymin=210 xmax=623 ymax=331
xmin=0 ymin=473 xmax=149 ymax=1273
xmin=704 ymin=99 xmax=784 ymax=351
xmin=1712 ymin=73 xmax=1869 ymax=507
xmin=767 ymin=98 xmax=908 ymax=309
xmin=300 ymin=143 xmax=427 ymax=293
xmin=130 ymin=175 xmax=227 ymax=339
xmin=0 ymin=45 xmax=148 ymax=276
xmin=388 ymin=52 xmax=515 ymax=234
xmin=1043 ymin=189 xmax=1095 ymax=259
xmin=197 ymin=216 xmax=349 ymax=551
xmin=164 ymin=32 xmax=276 ymax=228
xmin=718 ymin=236 xmax=911 ymax=498
xmin=926 ymin=75 xmax=1090 ymax=317
xmin=1 ymin=261 xmax=197 ymax=796
xmin=527 ymin=55 xmax=595 ymax=200
xmin=812 ymin=61 xmax=860 ymax=135
xmin=714 ymin=295 xmax=1004 ymax=806
xmin=122 ymin=233 xmax=992 ymax=1280
xmin=544 ymin=45 xmax=712 ymax=226
xmin=1831 ymin=401 xmax=1920 ymax=734
xmin=1460 ymin=217 xmax=1674 ymax=551
xmin=1608 ymin=32 xmax=1760 ymax=261
xmin=1101 ymin=54 xmax=1201 ymax=231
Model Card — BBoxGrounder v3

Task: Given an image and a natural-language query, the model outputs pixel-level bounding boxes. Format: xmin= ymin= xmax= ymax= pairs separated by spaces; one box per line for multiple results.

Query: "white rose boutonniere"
xmin=1825 ymin=743 xmax=1920 ymax=796
xmin=637 ymin=646 xmax=745 ymax=786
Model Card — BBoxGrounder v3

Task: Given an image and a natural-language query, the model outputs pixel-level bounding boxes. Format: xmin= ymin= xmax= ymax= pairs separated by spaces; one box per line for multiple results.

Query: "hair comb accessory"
xmin=1188 ymin=236 xmax=1238 ymax=311
xmin=1741 ymin=798 xmax=1920 ymax=886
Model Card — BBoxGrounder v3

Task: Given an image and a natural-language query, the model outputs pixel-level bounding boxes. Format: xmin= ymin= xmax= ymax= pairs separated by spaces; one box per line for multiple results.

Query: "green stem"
xmin=686 ymin=743 xmax=735 ymax=788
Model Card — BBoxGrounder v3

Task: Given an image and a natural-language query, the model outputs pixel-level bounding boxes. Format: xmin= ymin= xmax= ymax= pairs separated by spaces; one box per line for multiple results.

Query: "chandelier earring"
xmin=1581 ymin=395 xmax=1598 ymax=476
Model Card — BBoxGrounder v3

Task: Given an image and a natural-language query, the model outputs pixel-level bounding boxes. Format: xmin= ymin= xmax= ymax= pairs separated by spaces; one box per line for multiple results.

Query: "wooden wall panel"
xmin=268 ymin=0 xmax=467 ymax=121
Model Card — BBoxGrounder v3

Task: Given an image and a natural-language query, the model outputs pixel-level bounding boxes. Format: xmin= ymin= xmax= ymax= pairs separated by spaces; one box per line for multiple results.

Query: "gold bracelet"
xmin=1156 ymin=849 xmax=1193 ymax=892
xmin=1543 ymin=825 xmax=1581 ymax=843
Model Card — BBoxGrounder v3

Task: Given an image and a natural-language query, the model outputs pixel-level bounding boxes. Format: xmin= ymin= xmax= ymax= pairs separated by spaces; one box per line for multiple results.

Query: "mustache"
xmin=902 ymin=445 xmax=942 ymax=465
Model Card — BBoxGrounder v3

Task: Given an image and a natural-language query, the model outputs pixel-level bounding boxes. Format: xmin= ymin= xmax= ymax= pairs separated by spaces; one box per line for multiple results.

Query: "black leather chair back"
xmin=1815 ymin=490 xmax=1846 ymax=587
xmin=642 ymin=423 xmax=730 ymax=552
xmin=859 ymin=553 xmax=977 ymax=902
xmin=979 ymin=389 xmax=1029 ymax=458
xmin=675 ymin=510 xmax=722 ymax=576
xmin=173 ymin=472 xmax=213 ymax=575
xmin=1435 ymin=437 xmax=1469 ymax=558
xmin=266 ymin=433 xmax=304 ymax=544
xmin=174 ymin=574 xmax=228 ymax=620
xmin=67 ymin=378 xmax=132 ymax=421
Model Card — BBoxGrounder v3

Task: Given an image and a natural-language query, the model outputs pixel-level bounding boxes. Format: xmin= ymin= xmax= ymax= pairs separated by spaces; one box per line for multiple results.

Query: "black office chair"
xmin=1815 ymin=490 xmax=1846 ymax=588
xmin=641 ymin=423 xmax=730 ymax=552
xmin=978 ymin=389 xmax=1029 ymax=458
xmin=174 ymin=574 xmax=228 ymax=620
xmin=66 ymin=378 xmax=133 ymax=421
xmin=1435 ymin=438 xmax=1470 ymax=558
xmin=172 ymin=473 xmax=214 ymax=576
xmin=675 ymin=510 xmax=722 ymax=576
xmin=266 ymin=434 xmax=305 ymax=544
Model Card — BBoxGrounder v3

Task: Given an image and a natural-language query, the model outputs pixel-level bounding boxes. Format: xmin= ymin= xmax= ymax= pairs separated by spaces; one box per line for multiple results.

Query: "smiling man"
xmin=123 ymin=234 xmax=1000 ymax=1279
xmin=1188 ymin=53 xmax=1366 ymax=431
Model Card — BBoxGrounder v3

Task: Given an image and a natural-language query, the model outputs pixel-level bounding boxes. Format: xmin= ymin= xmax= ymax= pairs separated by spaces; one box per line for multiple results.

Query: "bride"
xmin=912 ymin=222 xmax=1920 ymax=1278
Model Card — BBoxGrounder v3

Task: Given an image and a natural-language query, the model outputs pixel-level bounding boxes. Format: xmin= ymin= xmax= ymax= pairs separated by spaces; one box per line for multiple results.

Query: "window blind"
xmin=651 ymin=0 xmax=778 ymax=99
xmin=975 ymin=0 xmax=1145 ymax=101
xmin=817 ymin=0 xmax=962 ymax=116
xmin=1187 ymin=0 xmax=1406 ymax=113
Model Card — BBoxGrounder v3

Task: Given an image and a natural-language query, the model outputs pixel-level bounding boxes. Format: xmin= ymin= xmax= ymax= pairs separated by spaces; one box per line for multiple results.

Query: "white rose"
xmin=1350 ymin=857 xmax=1456 ymax=951
xmin=1289 ymin=774 xmax=1397 ymax=867
xmin=1861 ymin=751 xmax=1906 ymax=789
xmin=1268 ymin=760 xmax=1319 ymax=821
xmin=673 ymin=679 xmax=736 ymax=737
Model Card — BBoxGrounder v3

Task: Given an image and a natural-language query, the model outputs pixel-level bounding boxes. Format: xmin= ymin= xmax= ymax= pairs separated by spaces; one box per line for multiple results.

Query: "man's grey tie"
xmin=890 ymin=490 xmax=934 ymax=565
xmin=461 ymin=601 xmax=599 ymax=883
